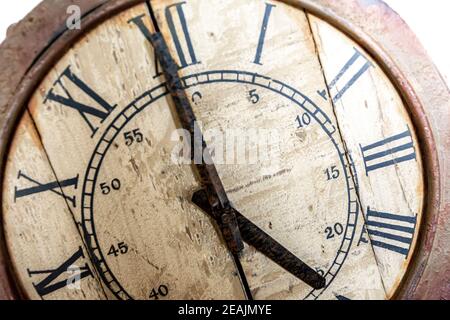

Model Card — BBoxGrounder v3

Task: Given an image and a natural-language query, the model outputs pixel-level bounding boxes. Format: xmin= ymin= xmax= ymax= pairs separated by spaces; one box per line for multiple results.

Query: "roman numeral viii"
xmin=14 ymin=170 xmax=78 ymax=207
xmin=129 ymin=1 xmax=199 ymax=78
xmin=27 ymin=247 xmax=93 ymax=298
xmin=360 ymin=127 xmax=416 ymax=175
xmin=318 ymin=48 xmax=372 ymax=102
xmin=45 ymin=66 xmax=117 ymax=137
xmin=365 ymin=207 xmax=417 ymax=257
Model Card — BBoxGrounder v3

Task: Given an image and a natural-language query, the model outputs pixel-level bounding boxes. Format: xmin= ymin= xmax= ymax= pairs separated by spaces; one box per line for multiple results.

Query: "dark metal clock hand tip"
xmin=317 ymin=276 xmax=326 ymax=289
xmin=310 ymin=274 xmax=326 ymax=290
xmin=192 ymin=188 xmax=327 ymax=290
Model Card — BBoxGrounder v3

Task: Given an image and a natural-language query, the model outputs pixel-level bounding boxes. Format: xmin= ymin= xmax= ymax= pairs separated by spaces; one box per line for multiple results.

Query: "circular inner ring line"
xmin=81 ymin=70 xmax=359 ymax=300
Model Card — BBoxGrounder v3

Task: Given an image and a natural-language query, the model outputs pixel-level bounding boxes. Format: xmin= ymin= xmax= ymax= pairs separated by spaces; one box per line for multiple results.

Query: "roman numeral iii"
xmin=318 ymin=47 xmax=372 ymax=102
xmin=365 ymin=207 xmax=417 ymax=257
xmin=45 ymin=66 xmax=117 ymax=137
xmin=14 ymin=171 xmax=79 ymax=207
xmin=27 ymin=247 xmax=93 ymax=298
xmin=360 ymin=126 xmax=416 ymax=175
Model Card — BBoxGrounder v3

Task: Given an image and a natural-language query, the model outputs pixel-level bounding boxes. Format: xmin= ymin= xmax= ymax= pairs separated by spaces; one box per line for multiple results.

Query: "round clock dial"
xmin=2 ymin=0 xmax=424 ymax=300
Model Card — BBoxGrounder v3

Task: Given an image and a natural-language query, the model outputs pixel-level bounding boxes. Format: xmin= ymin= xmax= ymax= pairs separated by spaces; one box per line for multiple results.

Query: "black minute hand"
xmin=147 ymin=26 xmax=244 ymax=255
xmin=192 ymin=189 xmax=326 ymax=290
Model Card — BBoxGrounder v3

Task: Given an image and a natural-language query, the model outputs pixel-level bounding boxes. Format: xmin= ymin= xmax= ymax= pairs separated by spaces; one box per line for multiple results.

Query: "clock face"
xmin=2 ymin=0 xmax=424 ymax=300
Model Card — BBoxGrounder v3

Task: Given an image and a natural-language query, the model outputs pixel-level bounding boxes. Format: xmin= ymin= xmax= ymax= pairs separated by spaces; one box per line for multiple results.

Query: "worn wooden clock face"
xmin=2 ymin=0 xmax=424 ymax=300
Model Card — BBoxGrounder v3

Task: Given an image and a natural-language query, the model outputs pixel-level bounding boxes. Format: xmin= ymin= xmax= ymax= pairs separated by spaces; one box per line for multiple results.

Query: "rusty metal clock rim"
xmin=0 ymin=0 xmax=444 ymax=299
xmin=291 ymin=1 xmax=442 ymax=301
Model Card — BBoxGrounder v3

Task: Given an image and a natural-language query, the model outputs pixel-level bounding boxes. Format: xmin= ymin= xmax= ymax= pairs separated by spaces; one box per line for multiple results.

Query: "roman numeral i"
xmin=253 ymin=3 xmax=276 ymax=65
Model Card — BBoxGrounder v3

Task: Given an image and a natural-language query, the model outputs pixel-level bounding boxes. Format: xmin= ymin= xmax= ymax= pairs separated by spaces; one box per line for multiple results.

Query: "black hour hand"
xmin=192 ymin=189 xmax=326 ymax=290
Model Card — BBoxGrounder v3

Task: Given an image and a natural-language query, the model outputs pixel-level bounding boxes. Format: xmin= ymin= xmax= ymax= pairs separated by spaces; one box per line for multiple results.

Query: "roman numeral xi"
xmin=45 ymin=66 xmax=117 ymax=137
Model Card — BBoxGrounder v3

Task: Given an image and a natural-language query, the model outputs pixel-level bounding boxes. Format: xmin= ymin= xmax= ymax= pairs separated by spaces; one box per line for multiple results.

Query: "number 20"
xmin=325 ymin=223 xmax=344 ymax=239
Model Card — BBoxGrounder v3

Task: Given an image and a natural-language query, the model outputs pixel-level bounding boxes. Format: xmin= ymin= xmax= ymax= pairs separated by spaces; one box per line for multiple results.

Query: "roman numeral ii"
xmin=318 ymin=47 xmax=372 ymax=102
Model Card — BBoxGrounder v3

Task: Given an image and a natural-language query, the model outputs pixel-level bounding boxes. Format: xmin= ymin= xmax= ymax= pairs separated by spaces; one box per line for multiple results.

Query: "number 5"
xmin=118 ymin=242 xmax=128 ymax=254
xmin=248 ymin=89 xmax=260 ymax=104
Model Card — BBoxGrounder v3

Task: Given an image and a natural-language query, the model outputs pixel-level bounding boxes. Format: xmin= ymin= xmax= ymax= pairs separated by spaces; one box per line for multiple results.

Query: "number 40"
xmin=149 ymin=284 xmax=169 ymax=300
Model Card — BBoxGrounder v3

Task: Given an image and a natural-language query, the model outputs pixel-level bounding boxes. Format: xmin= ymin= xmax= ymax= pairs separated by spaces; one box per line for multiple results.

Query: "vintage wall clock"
xmin=0 ymin=0 xmax=448 ymax=300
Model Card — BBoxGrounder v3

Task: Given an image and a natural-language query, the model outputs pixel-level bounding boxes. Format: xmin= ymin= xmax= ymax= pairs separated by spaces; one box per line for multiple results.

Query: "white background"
xmin=0 ymin=1 xmax=449 ymax=82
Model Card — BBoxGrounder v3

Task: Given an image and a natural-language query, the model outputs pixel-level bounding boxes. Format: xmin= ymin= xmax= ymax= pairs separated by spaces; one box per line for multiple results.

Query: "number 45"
xmin=107 ymin=242 xmax=128 ymax=257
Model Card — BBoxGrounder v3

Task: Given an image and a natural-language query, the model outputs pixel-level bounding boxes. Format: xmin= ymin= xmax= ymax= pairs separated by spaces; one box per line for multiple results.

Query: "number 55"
xmin=124 ymin=128 xmax=144 ymax=146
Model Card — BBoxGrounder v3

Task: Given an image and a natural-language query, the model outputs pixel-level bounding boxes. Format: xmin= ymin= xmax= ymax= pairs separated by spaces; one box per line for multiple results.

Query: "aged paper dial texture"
xmin=2 ymin=0 xmax=424 ymax=300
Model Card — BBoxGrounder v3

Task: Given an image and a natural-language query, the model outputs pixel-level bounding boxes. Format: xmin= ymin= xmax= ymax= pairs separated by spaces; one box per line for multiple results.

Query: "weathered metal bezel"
xmin=0 ymin=0 xmax=448 ymax=299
